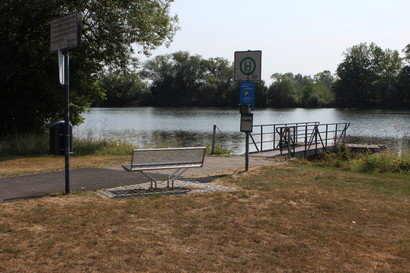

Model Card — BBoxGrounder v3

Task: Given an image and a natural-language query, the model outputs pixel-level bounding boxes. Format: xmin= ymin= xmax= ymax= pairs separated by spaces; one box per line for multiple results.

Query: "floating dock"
xmin=247 ymin=122 xmax=386 ymax=158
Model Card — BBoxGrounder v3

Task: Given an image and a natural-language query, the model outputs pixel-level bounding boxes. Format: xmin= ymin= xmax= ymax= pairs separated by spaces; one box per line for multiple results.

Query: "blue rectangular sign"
xmin=240 ymin=82 xmax=255 ymax=110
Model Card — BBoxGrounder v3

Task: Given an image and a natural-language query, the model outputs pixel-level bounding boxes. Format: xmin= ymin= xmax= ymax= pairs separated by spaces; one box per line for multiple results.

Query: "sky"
xmin=138 ymin=0 xmax=410 ymax=84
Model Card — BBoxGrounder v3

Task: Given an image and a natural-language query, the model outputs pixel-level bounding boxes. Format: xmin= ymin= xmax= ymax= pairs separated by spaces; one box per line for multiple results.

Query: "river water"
xmin=75 ymin=107 xmax=409 ymax=154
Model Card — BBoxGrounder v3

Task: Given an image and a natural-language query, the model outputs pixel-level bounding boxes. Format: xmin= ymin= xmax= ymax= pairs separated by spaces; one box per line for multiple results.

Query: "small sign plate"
xmin=240 ymin=82 xmax=255 ymax=110
xmin=240 ymin=113 xmax=253 ymax=132
xmin=50 ymin=13 xmax=81 ymax=52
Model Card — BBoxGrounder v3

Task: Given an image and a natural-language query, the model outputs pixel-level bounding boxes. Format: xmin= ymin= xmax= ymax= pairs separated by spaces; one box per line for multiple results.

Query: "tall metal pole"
xmin=287 ymin=128 xmax=291 ymax=159
xmin=211 ymin=125 xmax=216 ymax=154
xmin=64 ymin=51 xmax=70 ymax=194
xmin=245 ymin=132 xmax=249 ymax=171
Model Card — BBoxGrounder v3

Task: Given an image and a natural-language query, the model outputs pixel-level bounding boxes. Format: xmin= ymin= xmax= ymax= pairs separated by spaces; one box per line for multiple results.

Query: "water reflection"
xmin=333 ymin=109 xmax=409 ymax=139
xmin=75 ymin=107 xmax=409 ymax=154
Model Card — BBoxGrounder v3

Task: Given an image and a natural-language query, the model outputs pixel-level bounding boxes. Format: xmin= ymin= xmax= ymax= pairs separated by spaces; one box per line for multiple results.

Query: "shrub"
xmin=310 ymin=139 xmax=352 ymax=170
xmin=352 ymin=150 xmax=410 ymax=174
xmin=306 ymin=139 xmax=409 ymax=175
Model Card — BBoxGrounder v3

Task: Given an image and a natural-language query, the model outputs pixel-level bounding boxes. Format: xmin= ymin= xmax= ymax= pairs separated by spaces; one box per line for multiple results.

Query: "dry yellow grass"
xmin=0 ymin=155 xmax=129 ymax=177
xmin=1 ymin=163 xmax=409 ymax=272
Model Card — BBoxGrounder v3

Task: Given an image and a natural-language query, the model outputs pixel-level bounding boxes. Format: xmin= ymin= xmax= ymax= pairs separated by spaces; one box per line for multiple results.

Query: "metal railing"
xmin=250 ymin=121 xmax=320 ymax=152
xmin=250 ymin=122 xmax=350 ymax=158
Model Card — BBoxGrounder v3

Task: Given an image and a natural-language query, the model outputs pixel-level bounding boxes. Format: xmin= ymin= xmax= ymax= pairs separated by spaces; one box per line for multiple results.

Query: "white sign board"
xmin=50 ymin=13 xmax=81 ymax=52
xmin=240 ymin=114 xmax=253 ymax=132
xmin=234 ymin=50 xmax=262 ymax=82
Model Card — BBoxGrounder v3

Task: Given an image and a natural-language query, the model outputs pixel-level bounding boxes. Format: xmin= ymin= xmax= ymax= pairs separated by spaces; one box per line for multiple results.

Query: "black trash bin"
xmin=50 ymin=121 xmax=73 ymax=155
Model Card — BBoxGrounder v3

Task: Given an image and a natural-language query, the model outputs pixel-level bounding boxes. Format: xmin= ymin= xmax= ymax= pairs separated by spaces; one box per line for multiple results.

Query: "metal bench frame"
xmin=121 ymin=147 xmax=206 ymax=189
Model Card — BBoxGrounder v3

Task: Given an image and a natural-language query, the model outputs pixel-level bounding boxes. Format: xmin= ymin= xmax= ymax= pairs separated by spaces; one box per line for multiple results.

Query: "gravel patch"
xmin=97 ymin=179 xmax=238 ymax=199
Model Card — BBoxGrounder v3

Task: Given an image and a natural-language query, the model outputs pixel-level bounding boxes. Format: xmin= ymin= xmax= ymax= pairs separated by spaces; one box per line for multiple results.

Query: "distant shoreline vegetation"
xmin=94 ymin=43 xmax=410 ymax=110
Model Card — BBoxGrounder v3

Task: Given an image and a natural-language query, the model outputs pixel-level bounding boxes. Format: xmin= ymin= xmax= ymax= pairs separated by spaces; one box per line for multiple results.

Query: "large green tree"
xmin=142 ymin=52 xmax=205 ymax=106
xmin=397 ymin=44 xmax=410 ymax=105
xmin=94 ymin=71 xmax=147 ymax=107
xmin=267 ymin=72 xmax=334 ymax=108
xmin=197 ymin=57 xmax=235 ymax=106
xmin=142 ymin=52 xmax=237 ymax=107
xmin=308 ymin=70 xmax=335 ymax=107
xmin=0 ymin=0 xmax=178 ymax=135
xmin=268 ymin=73 xmax=301 ymax=107
xmin=334 ymin=43 xmax=403 ymax=107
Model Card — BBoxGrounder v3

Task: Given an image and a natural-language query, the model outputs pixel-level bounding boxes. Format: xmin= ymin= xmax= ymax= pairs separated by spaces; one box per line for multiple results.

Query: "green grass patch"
xmin=1 ymin=132 xmax=225 ymax=158
xmin=73 ymin=138 xmax=134 ymax=155
xmin=0 ymin=132 xmax=49 ymax=157
xmin=293 ymin=163 xmax=410 ymax=198
xmin=0 ymin=222 xmax=13 ymax=233
xmin=0 ymin=132 xmax=135 ymax=158
xmin=206 ymin=144 xmax=232 ymax=155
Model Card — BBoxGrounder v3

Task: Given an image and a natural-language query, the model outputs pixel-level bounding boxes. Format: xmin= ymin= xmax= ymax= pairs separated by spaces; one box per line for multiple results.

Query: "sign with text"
xmin=240 ymin=82 xmax=255 ymax=110
xmin=234 ymin=50 xmax=262 ymax=82
xmin=50 ymin=13 xmax=81 ymax=52
xmin=240 ymin=113 xmax=253 ymax=132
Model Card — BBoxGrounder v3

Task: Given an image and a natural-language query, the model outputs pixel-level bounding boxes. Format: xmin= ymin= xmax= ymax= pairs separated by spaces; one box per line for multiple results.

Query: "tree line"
xmin=95 ymin=43 xmax=410 ymax=109
xmin=1 ymin=0 xmax=408 ymax=136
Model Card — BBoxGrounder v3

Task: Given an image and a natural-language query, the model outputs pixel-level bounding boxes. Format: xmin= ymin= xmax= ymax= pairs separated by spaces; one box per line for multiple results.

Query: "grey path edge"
xmin=0 ymin=155 xmax=275 ymax=201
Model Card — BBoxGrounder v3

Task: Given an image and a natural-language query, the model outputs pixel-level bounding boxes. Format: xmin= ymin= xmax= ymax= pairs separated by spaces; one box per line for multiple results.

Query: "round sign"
xmin=240 ymin=57 xmax=256 ymax=76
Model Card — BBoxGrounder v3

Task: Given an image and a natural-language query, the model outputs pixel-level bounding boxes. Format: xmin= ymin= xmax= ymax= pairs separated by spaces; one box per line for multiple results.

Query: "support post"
xmin=335 ymin=123 xmax=339 ymax=143
xmin=245 ymin=132 xmax=250 ymax=171
xmin=287 ymin=128 xmax=291 ymax=159
xmin=211 ymin=125 xmax=216 ymax=154
xmin=304 ymin=125 xmax=308 ymax=157
xmin=239 ymin=105 xmax=252 ymax=172
xmin=325 ymin=124 xmax=328 ymax=148
xmin=273 ymin=125 xmax=276 ymax=150
xmin=63 ymin=51 xmax=70 ymax=194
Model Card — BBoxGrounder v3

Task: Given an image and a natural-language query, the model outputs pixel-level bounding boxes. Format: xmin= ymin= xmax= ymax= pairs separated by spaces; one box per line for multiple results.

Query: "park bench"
xmin=121 ymin=147 xmax=206 ymax=189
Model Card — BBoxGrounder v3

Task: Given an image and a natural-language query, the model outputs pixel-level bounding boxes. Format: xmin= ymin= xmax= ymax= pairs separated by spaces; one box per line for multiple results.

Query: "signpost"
xmin=234 ymin=50 xmax=262 ymax=82
xmin=50 ymin=13 xmax=81 ymax=194
xmin=235 ymin=50 xmax=262 ymax=172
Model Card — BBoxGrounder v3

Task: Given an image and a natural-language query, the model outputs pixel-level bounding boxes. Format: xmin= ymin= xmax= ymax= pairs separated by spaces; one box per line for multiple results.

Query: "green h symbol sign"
xmin=240 ymin=57 xmax=256 ymax=76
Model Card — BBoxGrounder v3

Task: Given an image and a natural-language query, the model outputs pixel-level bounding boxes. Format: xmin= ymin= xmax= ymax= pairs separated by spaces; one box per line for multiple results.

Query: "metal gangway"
xmin=249 ymin=121 xmax=350 ymax=158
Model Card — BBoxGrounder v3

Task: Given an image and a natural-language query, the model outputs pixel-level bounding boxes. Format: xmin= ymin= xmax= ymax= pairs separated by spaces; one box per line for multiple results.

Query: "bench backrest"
xmin=130 ymin=147 xmax=206 ymax=167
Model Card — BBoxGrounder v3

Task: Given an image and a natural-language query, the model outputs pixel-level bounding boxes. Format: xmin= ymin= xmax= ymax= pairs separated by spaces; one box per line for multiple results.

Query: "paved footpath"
xmin=0 ymin=156 xmax=275 ymax=202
